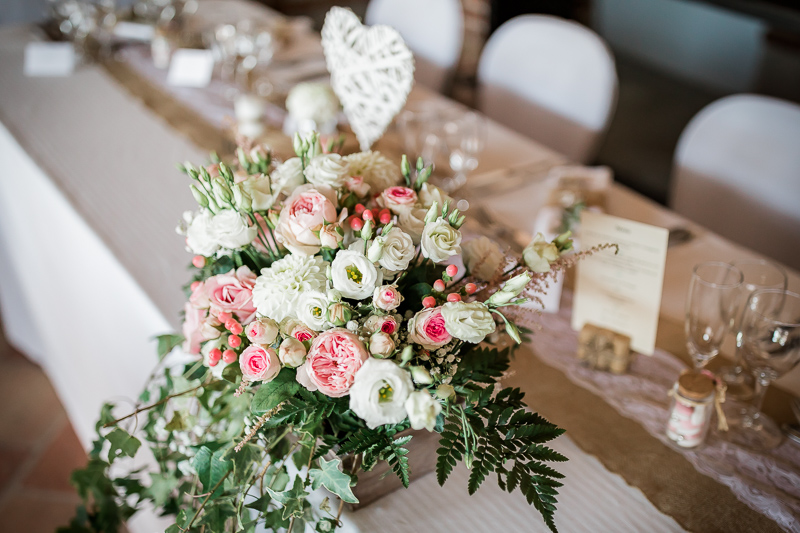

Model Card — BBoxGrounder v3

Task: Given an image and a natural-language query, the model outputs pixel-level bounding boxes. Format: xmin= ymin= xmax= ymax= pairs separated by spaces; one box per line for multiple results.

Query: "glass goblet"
xmin=443 ymin=111 xmax=486 ymax=192
xmin=684 ymin=262 xmax=743 ymax=370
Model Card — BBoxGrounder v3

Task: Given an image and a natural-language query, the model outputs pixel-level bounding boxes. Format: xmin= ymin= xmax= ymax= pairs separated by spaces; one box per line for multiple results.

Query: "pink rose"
xmin=246 ymin=317 xmax=279 ymax=345
xmin=379 ymin=186 xmax=418 ymax=214
xmin=204 ymin=266 xmax=257 ymax=324
xmin=372 ymin=285 xmax=403 ymax=311
xmin=182 ymin=303 xmax=207 ymax=354
xmin=277 ymin=185 xmax=337 ymax=255
xmin=240 ymin=345 xmax=281 ymax=382
xmin=364 ymin=315 xmax=398 ymax=335
xmin=291 ymin=324 xmax=318 ymax=343
xmin=189 ymin=280 xmax=210 ymax=309
xmin=408 ymin=307 xmax=451 ymax=350
xmin=297 ymin=329 xmax=369 ymax=397
xmin=345 ymin=175 xmax=371 ymax=197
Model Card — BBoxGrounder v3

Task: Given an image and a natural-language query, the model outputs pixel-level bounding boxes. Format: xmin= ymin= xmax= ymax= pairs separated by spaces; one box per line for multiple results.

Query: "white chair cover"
xmin=365 ymin=0 xmax=463 ymax=93
xmin=670 ymin=94 xmax=800 ymax=271
xmin=477 ymin=15 xmax=617 ymax=163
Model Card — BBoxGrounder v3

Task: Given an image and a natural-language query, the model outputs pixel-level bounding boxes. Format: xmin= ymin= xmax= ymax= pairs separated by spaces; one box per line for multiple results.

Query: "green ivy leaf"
xmin=155 ymin=334 xmax=184 ymax=359
xmin=164 ymin=412 xmax=187 ymax=432
xmin=308 ymin=458 xmax=358 ymax=504
xmin=197 ymin=499 xmax=236 ymax=530
xmin=193 ymin=445 xmax=232 ymax=497
xmin=266 ymin=476 xmax=307 ymax=520
xmin=222 ymin=363 xmax=242 ymax=384
xmin=146 ymin=472 xmax=179 ymax=507
xmin=105 ymin=428 xmax=141 ymax=460
xmin=251 ymin=369 xmax=300 ymax=414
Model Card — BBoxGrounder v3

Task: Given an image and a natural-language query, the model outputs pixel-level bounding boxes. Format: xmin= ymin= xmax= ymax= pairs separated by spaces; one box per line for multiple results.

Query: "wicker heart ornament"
xmin=321 ymin=7 xmax=415 ymax=151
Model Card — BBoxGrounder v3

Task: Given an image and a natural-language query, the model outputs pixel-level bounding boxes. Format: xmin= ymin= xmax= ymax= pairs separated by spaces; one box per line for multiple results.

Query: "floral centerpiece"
xmin=63 ymin=132 xmax=612 ymax=533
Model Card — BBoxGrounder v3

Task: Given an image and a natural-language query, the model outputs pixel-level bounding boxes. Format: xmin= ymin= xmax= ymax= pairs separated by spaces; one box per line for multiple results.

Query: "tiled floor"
xmin=0 ymin=330 xmax=87 ymax=532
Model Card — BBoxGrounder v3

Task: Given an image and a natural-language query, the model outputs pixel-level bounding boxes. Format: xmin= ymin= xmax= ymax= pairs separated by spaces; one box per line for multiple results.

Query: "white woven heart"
xmin=321 ymin=7 xmax=415 ymax=151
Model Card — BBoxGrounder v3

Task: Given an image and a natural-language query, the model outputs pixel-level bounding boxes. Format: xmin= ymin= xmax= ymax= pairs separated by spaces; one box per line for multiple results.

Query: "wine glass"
xmin=719 ymin=259 xmax=788 ymax=400
xmin=442 ymin=111 xmax=486 ymax=192
xmin=684 ymin=262 xmax=743 ymax=370
xmin=731 ymin=289 xmax=800 ymax=449
xmin=397 ymin=102 xmax=445 ymax=167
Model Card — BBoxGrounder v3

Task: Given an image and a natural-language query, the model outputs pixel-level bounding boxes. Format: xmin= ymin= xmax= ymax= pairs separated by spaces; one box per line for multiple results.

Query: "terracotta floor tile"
xmin=23 ymin=423 xmax=86 ymax=493
xmin=0 ymin=491 xmax=81 ymax=533
xmin=0 ymin=446 xmax=28 ymax=492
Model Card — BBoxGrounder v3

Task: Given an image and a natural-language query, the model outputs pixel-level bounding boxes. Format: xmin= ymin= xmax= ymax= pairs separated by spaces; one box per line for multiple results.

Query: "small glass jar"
xmin=666 ymin=371 xmax=715 ymax=448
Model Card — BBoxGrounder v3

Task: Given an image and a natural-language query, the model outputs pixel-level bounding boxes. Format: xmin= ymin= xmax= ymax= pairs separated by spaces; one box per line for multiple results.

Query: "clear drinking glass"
xmin=731 ymin=289 xmax=800 ymax=449
xmin=397 ymin=102 xmax=445 ymax=167
xmin=719 ymin=259 xmax=788 ymax=400
xmin=443 ymin=111 xmax=486 ymax=192
xmin=685 ymin=262 xmax=743 ymax=369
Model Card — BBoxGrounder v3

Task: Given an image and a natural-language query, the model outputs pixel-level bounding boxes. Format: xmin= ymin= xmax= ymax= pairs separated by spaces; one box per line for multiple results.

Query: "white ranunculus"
xmin=349 ymin=358 xmax=413 ymax=429
xmin=405 ymin=390 xmax=441 ymax=431
xmin=304 ymin=154 xmax=349 ymax=188
xmin=252 ymin=254 xmax=328 ymax=322
xmin=240 ymin=173 xmax=275 ymax=211
xmin=185 ymin=211 xmax=219 ymax=256
xmin=208 ymin=210 xmax=258 ymax=250
xmin=271 ymin=157 xmax=306 ymax=197
xmin=462 ymin=236 xmax=503 ymax=281
xmin=378 ymin=228 xmax=415 ymax=272
xmin=297 ymin=290 xmax=329 ymax=331
xmin=417 ymin=182 xmax=451 ymax=210
xmin=398 ymin=207 xmax=428 ymax=245
xmin=331 ymin=250 xmax=383 ymax=300
xmin=441 ymin=301 xmax=495 ymax=344
xmin=523 ymin=233 xmax=559 ymax=273
xmin=285 ymin=82 xmax=340 ymax=125
xmin=420 ymin=217 xmax=462 ymax=263
xmin=343 ymin=151 xmax=402 ymax=191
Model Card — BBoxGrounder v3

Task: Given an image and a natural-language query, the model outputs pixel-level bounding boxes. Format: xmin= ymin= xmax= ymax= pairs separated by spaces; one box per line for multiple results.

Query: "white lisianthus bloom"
xmin=208 ymin=210 xmax=258 ymax=250
xmin=304 ymin=154 xmax=349 ymax=188
xmin=343 ymin=151 xmax=402 ymax=191
xmin=522 ymin=232 xmax=559 ymax=273
xmin=378 ymin=228 xmax=415 ymax=272
xmin=462 ymin=236 xmax=503 ymax=281
xmin=417 ymin=182 xmax=451 ymax=210
xmin=405 ymin=390 xmax=441 ymax=431
xmin=349 ymin=358 xmax=413 ymax=429
xmin=240 ymin=173 xmax=274 ymax=211
xmin=421 ymin=217 xmax=462 ymax=263
xmin=398 ymin=207 xmax=429 ymax=245
xmin=441 ymin=301 xmax=496 ymax=344
xmin=185 ymin=211 xmax=219 ymax=256
xmin=297 ymin=291 xmax=329 ymax=331
xmin=285 ymin=82 xmax=340 ymax=125
xmin=331 ymin=250 xmax=383 ymax=300
xmin=271 ymin=157 xmax=306 ymax=197
xmin=252 ymin=255 xmax=328 ymax=322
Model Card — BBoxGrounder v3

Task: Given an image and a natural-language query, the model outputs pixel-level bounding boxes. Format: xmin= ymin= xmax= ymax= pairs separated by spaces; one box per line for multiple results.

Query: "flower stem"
xmin=103 ymin=383 xmax=210 ymax=428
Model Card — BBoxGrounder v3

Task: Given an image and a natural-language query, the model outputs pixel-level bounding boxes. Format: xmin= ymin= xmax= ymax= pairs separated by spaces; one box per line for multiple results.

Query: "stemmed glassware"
xmin=729 ymin=289 xmax=800 ymax=449
xmin=684 ymin=262 xmax=744 ymax=370
xmin=719 ymin=259 xmax=788 ymax=399
xmin=442 ymin=111 xmax=486 ymax=193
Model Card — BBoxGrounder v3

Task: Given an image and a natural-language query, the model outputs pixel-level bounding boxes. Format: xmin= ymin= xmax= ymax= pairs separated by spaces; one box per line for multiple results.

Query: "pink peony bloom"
xmin=204 ymin=266 xmax=257 ymax=324
xmin=297 ymin=329 xmax=369 ymax=397
xmin=408 ymin=306 xmax=451 ymax=350
xmin=379 ymin=186 xmax=418 ymax=214
xmin=277 ymin=185 xmax=337 ymax=255
xmin=240 ymin=345 xmax=281 ymax=382
xmin=182 ymin=303 xmax=208 ymax=354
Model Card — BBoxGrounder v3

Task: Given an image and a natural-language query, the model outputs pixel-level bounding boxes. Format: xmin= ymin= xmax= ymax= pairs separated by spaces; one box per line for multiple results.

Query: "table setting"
xmin=1 ymin=1 xmax=800 ymax=532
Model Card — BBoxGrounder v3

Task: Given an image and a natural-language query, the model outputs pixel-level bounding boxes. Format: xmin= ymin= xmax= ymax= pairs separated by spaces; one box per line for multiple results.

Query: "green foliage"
xmin=251 ymin=369 xmax=300 ymax=414
xmin=308 ymin=458 xmax=358 ymax=504
xmin=105 ymin=428 xmax=141 ymax=460
xmin=155 ymin=334 xmax=185 ymax=359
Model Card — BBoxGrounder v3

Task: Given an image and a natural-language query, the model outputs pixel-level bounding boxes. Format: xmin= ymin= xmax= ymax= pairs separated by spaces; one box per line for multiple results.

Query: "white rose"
xmin=271 ymin=157 xmax=306 ymax=197
xmin=304 ymin=154 xmax=349 ymax=188
xmin=441 ymin=301 xmax=495 ymax=344
xmin=208 ymin=210 xmax=258 ymax=250
xmin=398 ymin=207 xmax=428 ymax=245
xmin=378 ymin=228 xmax=415 ymax=272
xmin=369 ymin=332 xmax=396 ymax=358
xmin=405 ymin=390 xmax=441 ymax=431
xmin=279 ymin=337 xmax=307 ymax=368
xmin=523 ymin=233 xmax=559 ymax=273
xmin=421 ymin=217 xmax=462 ymax=263
xmin=462 ymin=236 xmax=503 ymax=281
xmin=240 ymin=173 xmax=275 ymax=211
xmin=417 ymin=182 xmax=451 ymax=210
xmin=286 ymin=82 xmax=340 ymax=125
xmin=297 ymin=291 xmax=329 ymax=331
xmin=349 ymin=359 xmax=413 ymax=429
xmin=185 ymin=211 xmax=219 ymax=256
xmin=331 ymin=250 xmax=383 ymax=300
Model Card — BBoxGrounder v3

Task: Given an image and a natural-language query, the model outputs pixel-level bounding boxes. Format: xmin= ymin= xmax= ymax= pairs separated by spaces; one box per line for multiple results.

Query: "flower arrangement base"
xmin=344 ymin=428 xmax=440 ymax=510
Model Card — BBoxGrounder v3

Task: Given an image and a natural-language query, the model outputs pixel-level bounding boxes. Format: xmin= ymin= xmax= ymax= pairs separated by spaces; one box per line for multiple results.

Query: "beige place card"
xmin=167 ymin=49 xmax=214 ymax=88
xmin=572 ymin=211 xmax=668 ymax=355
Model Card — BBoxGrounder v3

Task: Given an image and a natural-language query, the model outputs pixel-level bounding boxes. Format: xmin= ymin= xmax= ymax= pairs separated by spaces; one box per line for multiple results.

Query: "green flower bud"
xmin=367 ymin=237 xmax=385 ymax=262
xmin=424 ymin=202 xmax=439 ymax=224
xmin=326 ymin=302 xmax=352 ymax=327
xmin=400 ymin=345 xmax=414 ymax=364
xmin=410 ymin=366 xmax=433 ymax=385
xmin=190 ymin=185 xmax=209 ymax=208
xmin=401 ymin=154 xmax=411 ymax=179
xmin=435 ymin=384 xmax=455 ymax=400
xmin=361 ymin=219 xmax=374 ymax=241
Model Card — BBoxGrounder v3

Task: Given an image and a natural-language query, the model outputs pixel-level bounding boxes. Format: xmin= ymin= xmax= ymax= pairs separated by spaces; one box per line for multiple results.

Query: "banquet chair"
xmin=477 ymin=15 xmax=617 ymax=163
xmin=670 ymin=94 xmax=800 ymax=271
xmin=365 ymin=0 xmax=463 ymax=93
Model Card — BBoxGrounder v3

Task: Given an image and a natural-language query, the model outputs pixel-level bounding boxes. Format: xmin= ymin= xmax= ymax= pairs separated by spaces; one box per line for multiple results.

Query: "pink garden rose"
xmin=291 ymin=323 xmax=318 ymax=343
xmin=379 ymin=186 xmax=417 ymax=214
xmin=345 ymin=175 xmax=371 ymax=197
xmin=296 ymin=329 xmax=369 ymax=397
xmin=204 ymin=266 xmax=257 ymax=324
xmin=364 ymin=315 xmax=398 ymax=335
xmin=372 ymin=285 xmax=403 ymax=311
xmin=189 ymin=280 xmax=210 ymax=309
xmin=240 ymin=345 xmax=281 ymax=382
xmin=408 ymin=306 xmax=451 ymax=350
xmin=245 ymin=317 xmax=279 ymax=345
xmin=277 ymin=185 xmax=337 ymax=255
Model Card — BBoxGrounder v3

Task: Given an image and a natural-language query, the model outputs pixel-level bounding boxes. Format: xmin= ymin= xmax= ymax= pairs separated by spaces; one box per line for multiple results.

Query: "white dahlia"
xmin=252 ymin=255 xmax=328 ymax=322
